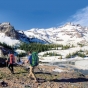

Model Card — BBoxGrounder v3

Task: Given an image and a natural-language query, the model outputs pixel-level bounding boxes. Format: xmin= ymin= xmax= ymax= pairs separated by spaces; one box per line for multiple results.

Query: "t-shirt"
xmin=28 ymin=55 xmax=32 ymax=64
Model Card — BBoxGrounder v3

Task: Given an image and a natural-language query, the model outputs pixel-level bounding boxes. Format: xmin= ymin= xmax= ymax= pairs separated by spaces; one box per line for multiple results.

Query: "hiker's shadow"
xmin=35 ymin=72 xmax=52 ymax=83
xmin=35 ymin=72 xmax=88 ymax=83
xmin=50 ymin=78 xmax=88 ymax=83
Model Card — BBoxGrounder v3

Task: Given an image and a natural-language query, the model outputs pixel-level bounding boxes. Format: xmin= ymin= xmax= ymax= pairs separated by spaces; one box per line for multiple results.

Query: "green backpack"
xmin=30 ymin=52 xmax=39 ymax=67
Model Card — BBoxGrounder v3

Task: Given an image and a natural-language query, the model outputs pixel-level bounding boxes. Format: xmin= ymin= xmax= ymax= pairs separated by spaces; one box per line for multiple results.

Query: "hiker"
xmin=25 ymin=51 xmax=39 ymax=82
xmin=6 ymin=52 xmax=15 ymax=74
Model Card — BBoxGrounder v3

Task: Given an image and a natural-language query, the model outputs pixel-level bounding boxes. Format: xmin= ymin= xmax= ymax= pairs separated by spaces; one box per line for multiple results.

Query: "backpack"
xmin=30 ymin=52 xmax=39 ymax=67
xmin=9 ymin=54 xmax=15 ymax=64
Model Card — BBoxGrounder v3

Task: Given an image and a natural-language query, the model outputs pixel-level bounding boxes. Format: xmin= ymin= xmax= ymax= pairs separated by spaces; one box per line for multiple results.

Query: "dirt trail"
xmin=0 ymin=65 xmax=88 ymax=88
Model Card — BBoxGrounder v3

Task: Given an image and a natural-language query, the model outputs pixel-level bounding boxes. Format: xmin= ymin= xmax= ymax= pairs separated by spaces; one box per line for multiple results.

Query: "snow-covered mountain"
xmin=0 ymin=22 xmax=88 ymax=46
xmin=0 ymin=22 xmax=30 ymax=46
xmin=23 ymin=22 xmax=88 ymax=45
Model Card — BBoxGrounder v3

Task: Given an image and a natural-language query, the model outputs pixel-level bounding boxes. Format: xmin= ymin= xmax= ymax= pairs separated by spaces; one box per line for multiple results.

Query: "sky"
xmin=0 ymin=0 xmax=88 ymax=30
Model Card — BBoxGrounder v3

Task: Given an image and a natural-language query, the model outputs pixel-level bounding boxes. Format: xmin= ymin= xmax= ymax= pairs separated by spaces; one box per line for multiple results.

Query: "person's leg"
xmin=28 ymin=66 xmax=37 ymax=82
xmin=28 ymin=66 xmax=32 ymax=77
xmin=12 ymin=64 xmax=14 ymax=73
xmin=10 ymin=64 xmax=14 ymax=74
xmin=31 ymin=66 xmax=37 ymax=81
xmin=8 ymin=64 xmax=12 ymax=73
xmin=8 ymin=64 xmax=11 ymax=70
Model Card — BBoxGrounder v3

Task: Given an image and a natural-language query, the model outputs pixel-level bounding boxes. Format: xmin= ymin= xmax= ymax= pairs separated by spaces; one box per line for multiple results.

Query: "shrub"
xmin=66 ymin=51 xmax=86 ymax=58
xmin=62 ymin=45 xmax=70 ymax=50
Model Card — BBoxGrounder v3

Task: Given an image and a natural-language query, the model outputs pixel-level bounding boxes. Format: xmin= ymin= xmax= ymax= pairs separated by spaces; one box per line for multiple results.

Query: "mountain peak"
xmin=65 ymin=22 xmax=73 ymax=26
xmin=0 ymin=22 xmax=10 ymax=26
xmin=64 ymin=22 xmax=82 ymax=27
xmin=0 ymin=22 xmax=19 ymax=39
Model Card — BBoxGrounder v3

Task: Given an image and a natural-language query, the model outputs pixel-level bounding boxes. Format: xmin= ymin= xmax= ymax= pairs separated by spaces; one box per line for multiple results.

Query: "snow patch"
xmin=75 ymin=60 xmax=88 ymax=70
xmin=53 ymin=68 xmax=64 ymax=72
xmin=0 ymin=33 xmax=20 ymax=46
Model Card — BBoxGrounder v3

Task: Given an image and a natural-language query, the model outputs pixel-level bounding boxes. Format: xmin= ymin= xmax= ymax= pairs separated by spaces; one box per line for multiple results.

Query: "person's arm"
xmin=25 ymin=55 xmax=30 ymax=63
xmin=6 ymin=58 xmax=10 ymax=63
xmin=26 ymin=59 xmax=29 ymax=63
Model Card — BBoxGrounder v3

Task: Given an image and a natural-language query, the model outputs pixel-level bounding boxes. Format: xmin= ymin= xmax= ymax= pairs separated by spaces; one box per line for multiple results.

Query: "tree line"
xmin=0 ymin=42 xmax=13 ymax=50
xmin=19 ymin=43 xmax=72 ymax=53
xmin=0 ymin=42 xmax=71 ymax=55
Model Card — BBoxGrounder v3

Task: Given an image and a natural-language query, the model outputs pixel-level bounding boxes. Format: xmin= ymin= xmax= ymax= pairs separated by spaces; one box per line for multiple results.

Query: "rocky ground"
xmin=0 ymin=64 xmax=88 ymax=88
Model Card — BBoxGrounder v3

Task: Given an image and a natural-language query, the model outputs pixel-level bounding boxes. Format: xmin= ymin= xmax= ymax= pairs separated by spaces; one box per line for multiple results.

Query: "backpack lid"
xmin=10 ymin=54 xmax=14 ymax=57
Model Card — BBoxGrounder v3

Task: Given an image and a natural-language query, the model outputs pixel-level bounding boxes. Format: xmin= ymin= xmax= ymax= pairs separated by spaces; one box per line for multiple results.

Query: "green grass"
xmin=0 ymin=66 xmax=60 ymax=82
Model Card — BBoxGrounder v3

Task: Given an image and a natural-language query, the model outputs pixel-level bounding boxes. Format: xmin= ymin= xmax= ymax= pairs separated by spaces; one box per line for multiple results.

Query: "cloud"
xmin=70 ymin=6 xmax=88 ymax=26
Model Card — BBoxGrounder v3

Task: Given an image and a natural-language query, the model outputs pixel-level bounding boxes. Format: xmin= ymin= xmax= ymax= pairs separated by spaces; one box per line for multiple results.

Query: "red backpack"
xmin=9 ymin=54 xmax=15 ymax=64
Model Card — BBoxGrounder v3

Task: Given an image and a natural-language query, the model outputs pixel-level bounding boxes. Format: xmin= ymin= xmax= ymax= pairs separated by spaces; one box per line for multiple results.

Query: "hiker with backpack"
xmin=6 ymin=52 xmax=15 ymax=74
xmin=25 ymin=51 xmax=39 ymax=82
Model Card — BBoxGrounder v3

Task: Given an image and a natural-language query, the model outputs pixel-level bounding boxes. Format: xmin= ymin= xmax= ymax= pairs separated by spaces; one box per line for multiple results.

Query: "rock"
xmin=0 ymin=81 xmax=8 ymax=87
xmin=0 ymin=22 xmax=19 ymax=39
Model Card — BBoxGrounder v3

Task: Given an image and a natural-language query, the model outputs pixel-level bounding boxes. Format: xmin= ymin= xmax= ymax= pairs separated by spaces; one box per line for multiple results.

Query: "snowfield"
xmin=39 ymin=46 xmax=88 ymax=70
xmin=39 ymin=46 xmax=88 ymax=59
xmin=0 ymin=33 xmax=20 ymax=46
xmin=75 ymin=60 xmax=88 ymax=70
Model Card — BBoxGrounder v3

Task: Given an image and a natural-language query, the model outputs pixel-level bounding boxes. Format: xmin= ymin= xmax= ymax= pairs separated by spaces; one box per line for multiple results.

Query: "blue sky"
xmin=0 ymin=0 xmax=88 ymax=30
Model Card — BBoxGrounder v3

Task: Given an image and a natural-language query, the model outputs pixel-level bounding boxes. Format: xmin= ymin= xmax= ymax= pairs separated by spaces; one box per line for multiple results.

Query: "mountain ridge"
xmin=23 ymin=22 xmax=88 ymax=45
xmin=0 ymin=22 xmax=88 ymax=46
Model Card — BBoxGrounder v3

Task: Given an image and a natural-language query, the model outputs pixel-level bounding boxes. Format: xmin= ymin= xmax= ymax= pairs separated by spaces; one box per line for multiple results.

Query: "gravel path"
xmin=0 ymin=64 xmax=88 ymax=88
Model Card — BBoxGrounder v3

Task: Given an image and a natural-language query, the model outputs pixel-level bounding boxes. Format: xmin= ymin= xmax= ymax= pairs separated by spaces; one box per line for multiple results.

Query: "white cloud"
xmin=70 ymin=6 xmax=88 ymax=26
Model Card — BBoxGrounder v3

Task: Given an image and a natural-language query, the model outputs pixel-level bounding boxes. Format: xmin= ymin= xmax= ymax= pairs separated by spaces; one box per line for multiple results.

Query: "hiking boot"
xmin=11 ymin=71 xmax=14 ymax=74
